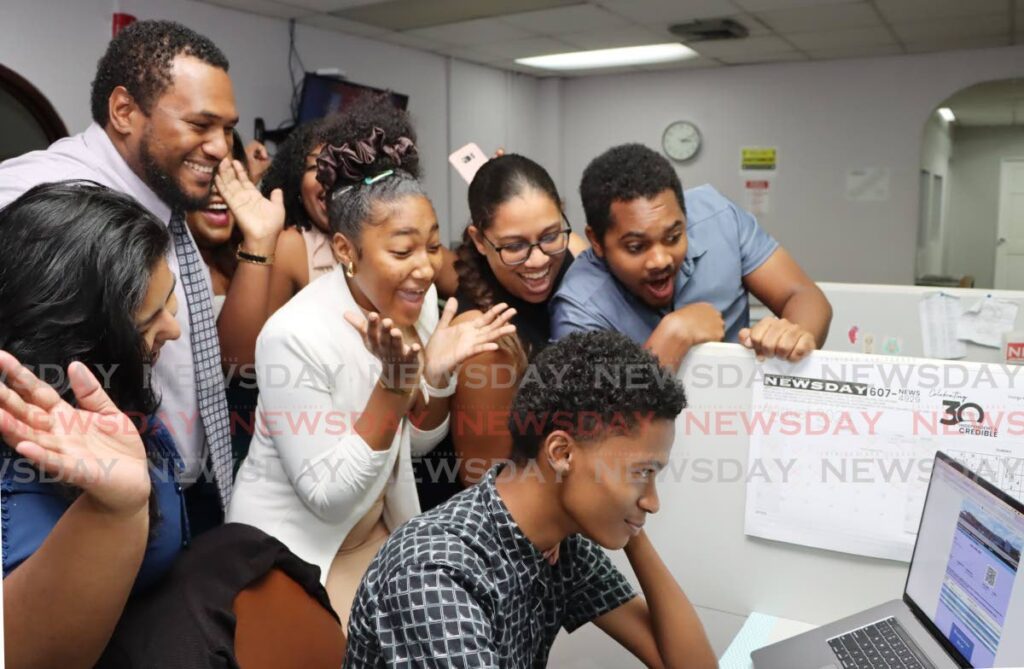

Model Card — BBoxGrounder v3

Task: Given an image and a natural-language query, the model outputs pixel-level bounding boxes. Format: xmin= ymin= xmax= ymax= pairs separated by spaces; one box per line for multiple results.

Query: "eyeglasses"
xmin=481 ymin=224 xmax=572 ymax=266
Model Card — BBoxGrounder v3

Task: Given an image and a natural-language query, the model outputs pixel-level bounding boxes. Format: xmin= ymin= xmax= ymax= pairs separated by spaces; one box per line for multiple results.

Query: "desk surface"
xmin=719 ymin=613 xmax=817 ymax=669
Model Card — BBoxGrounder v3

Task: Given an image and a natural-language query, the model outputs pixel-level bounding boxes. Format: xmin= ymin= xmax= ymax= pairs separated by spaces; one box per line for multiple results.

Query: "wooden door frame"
xmin=0 ymin=64 xmax=67 ymax=143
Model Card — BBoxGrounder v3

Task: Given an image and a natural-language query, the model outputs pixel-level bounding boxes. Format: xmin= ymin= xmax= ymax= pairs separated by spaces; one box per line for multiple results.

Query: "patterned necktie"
xmin=168 ymin=210 xmax=234 ymax=510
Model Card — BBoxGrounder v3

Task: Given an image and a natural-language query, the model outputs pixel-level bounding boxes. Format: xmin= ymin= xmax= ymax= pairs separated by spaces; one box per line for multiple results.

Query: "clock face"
xmin=662 ymin=121 xmax=701 ymax=162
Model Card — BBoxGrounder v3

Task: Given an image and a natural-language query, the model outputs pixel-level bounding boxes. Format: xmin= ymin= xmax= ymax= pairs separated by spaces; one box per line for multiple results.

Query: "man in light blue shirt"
xmin=551 ymin=143 xmax=832 ymax=369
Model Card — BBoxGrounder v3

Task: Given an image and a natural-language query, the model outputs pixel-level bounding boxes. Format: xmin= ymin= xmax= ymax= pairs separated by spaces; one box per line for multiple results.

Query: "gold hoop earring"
xmin=344 ymin=260 xmax=356 ymax=278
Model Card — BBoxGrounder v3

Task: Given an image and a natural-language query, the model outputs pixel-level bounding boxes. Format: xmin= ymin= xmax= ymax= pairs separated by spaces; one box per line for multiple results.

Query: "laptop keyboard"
xmin=827 ymin=617 xmax=936 ymax=669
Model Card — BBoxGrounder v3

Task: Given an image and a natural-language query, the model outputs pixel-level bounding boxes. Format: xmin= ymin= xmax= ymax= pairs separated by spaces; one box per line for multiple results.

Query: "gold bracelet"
xmin=378 ymin=376 xmax=415 ymax=397
xmin=236 ymin=245 xmax=275 ymax=266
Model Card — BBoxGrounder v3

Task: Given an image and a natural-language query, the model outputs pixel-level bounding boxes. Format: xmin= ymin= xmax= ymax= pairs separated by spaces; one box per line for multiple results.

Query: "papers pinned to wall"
xmin=957 ymin=297 xmax=1019 ymax=348
xmin=919 ymin=293 xmax=966 ymax=359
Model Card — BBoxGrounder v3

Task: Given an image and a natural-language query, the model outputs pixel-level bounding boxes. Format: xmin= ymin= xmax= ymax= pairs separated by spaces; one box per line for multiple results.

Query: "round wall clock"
xmin=662 ymin=120 xmax=702 ymax=162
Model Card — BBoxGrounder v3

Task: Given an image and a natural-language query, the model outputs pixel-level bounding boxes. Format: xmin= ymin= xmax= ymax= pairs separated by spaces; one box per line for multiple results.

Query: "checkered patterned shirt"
xmin=344 ymin=466 xmax=637 ymax=668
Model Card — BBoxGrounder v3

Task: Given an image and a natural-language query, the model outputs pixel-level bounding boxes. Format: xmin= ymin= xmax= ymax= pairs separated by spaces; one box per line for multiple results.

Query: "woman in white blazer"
xmin=227 ymin=126 xmax=515 ymax=626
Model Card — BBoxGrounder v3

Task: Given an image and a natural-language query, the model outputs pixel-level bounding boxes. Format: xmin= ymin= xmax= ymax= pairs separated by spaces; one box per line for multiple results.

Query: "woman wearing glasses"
xmin=415 ymin=154 xmax=586 ymax=510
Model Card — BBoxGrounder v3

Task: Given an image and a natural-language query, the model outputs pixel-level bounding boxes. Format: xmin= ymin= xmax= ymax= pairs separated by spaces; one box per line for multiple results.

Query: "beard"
xmin=138 ymin=131 xmax=213 ymax=212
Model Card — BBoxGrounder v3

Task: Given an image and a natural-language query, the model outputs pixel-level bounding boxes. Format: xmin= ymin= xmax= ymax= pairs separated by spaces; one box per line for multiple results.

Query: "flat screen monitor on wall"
xmin=297 ymin=74 xmax=409 ymax=123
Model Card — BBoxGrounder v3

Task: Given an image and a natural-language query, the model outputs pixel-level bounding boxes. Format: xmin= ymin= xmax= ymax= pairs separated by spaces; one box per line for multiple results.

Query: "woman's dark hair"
xmin=321 ymin=93 xmax=421 ymax=180
xmin=317 ymin=125 xmax=426 ymax=248
xmin=457 ymin=154 xmax=563 ymax=310
xmin=508 ymin=331 xmax=686 ymax=464
xmin=262 ymin=94 xmax=421 ymax=233
xmin=0 ymin=181 xmax=169 ymax=417
xmin=260 ymin=119 xmax=326 ymax=230
xmin=579 ymin=143 xmax=685 ymax=242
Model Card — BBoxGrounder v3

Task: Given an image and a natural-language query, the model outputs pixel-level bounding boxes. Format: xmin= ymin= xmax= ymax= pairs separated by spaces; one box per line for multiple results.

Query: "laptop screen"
xmin=905 ymin=454 xmax=1024 ymax=668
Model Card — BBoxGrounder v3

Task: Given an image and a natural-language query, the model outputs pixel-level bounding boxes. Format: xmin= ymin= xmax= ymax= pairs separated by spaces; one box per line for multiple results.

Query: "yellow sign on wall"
xmin=742 ymin=147 xmax=777 ymax=170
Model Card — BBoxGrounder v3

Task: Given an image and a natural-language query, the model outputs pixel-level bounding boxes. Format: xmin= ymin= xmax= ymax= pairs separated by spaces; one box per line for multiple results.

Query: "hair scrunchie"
xmin=315 ymin=126 xmax=417 ymax=191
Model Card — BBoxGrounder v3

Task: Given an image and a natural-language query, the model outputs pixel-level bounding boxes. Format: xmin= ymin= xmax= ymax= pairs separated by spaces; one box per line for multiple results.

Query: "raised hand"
xmin=345 ymin=311 xmax=424 ymax=395
xmin=668 ymin=302 xmax=725 ymax=348
xmin=0 ymin=351 xmax=150 ymax=515
xmin=214 ymin=157 xmax=284 ymax=256
xmin=423 ymin=299 xmax=517 ymax=387
xmin=739 ymin=316 xmax=816 ymax=362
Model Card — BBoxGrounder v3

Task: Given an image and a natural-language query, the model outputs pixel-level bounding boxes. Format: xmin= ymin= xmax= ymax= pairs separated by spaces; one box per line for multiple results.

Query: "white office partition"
xmin=550 ymin=343 xmax=910 ymax=666
xmin=749 ymin=282 xmax=1024 ymax=364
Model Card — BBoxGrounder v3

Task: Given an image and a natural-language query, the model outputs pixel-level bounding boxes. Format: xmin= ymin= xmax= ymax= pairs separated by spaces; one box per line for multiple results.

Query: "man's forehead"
xmin=608 ymin=194 xmax=684 ymax=237
xmin=159 ymin=55 xmax=236 ymax=114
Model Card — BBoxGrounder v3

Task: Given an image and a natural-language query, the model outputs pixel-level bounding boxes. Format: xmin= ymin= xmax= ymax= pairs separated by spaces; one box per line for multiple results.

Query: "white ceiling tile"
xmin=755 ymin=2 xmax=880 ymax=33
xmin=201 ymin=0 xmax=312 ymax=19
xmin=689 ymin=34 xmax=794 ymax=58
xmin=805 ymin=43 xmax=904 ymax=59
xmin=786 ymin=26 xmax=894 ymax=50
xmin=282 ymin=0 xmax=386 ymax=10
xmin=733 ymin=0 xmax=856 ymax=11
xmin=892 ymin=14 xmax=1008 ymax=43
xmin=904 ymin=34 xmax=1011 ymax=53
xmin=379 ymin=30 xmax=451 ymax=51
xmin=559 ymin=25 xmax=672 ymax=50
xmin=640 ymin=57 xmax=724 ymax=71
xmin=478 ymin=36 xmax=576 ymax=59
xmin=499 ymin=5 xmax=629 ymax=35
xmin=718 ymin=50 xmax=808 ymax=64
xmin=407 ymin=17 xmax=534 ymax=46
xmin=723 ymin=12 xmax=772 ymax=36
xmin=441 ymin=47 xmax=505 ymax=65
xmin=875 ymin=0 xmax=1009 ymax=23
xmin=596 ymin=0 xmax=742 ymax=24
xmin=502 ymin=61 xmax=560 ymax=77
xmin=297 ymin=13 xmax=389 ymax=36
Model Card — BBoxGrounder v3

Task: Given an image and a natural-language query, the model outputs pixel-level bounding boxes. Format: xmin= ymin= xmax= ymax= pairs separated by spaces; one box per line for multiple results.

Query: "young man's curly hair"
xmin=579 ymin=143 xmax=686 ymax=242
xmin=90 ymin=20 xmax=229 ymax=127
xmin=508 ymin=331 xmax=686 ymax=463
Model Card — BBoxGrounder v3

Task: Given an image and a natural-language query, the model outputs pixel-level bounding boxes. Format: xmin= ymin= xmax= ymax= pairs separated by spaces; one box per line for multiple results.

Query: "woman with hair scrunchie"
xmin=226 ymin=128 xmax=516 ymax=627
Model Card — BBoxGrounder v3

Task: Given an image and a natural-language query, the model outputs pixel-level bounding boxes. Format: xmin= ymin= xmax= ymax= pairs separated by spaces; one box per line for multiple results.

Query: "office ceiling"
xmin=197 ymin=0 xmax=1023 ymax=76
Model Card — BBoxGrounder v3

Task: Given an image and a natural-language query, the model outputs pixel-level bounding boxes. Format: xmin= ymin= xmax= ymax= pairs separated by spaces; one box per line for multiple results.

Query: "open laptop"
xmin=752 ymin=452 xmax=1024 ymax=669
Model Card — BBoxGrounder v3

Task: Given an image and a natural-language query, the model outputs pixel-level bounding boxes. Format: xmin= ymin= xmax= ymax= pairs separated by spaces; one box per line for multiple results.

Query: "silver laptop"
xmin=752 ymin=452 xmax=1024 ymax=669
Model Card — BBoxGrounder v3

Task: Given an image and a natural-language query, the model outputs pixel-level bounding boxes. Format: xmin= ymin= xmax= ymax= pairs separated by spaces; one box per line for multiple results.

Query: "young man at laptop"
xmin=344 ymin=332 xmax=717 ymax=668
xmin=753 ymin=452 xmax=1024 ymax=669
xmin=550 ymin=143 xmax=832 ymax=370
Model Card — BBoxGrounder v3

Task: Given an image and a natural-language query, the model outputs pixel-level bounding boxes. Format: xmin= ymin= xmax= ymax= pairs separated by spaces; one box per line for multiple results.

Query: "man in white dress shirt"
xmin=0 ymin=20 xmax=239 ymax=530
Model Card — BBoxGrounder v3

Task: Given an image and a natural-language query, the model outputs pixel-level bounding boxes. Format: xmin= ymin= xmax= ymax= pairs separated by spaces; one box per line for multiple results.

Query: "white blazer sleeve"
xmin=254 ymin=324 xmax=396 ymax=524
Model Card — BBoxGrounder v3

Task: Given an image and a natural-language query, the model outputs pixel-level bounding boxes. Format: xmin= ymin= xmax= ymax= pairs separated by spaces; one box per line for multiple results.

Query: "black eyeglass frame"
xmin=480 ymin=216 xmax=573 ymax=267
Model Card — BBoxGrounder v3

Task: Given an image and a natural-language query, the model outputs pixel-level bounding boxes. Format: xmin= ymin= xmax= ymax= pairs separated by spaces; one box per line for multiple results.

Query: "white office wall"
xmin=0 ymin=0 xmax=556 ymax=242
xmin=446 ymin=61 xmax=563 ymax=239
xmin=558 ymin=46 xmax=1024 ymax=285
xmin=917 ymin=113 xmax=954 ymax=277
xmin=945 ymin=126 xmax=1024 ymax=288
